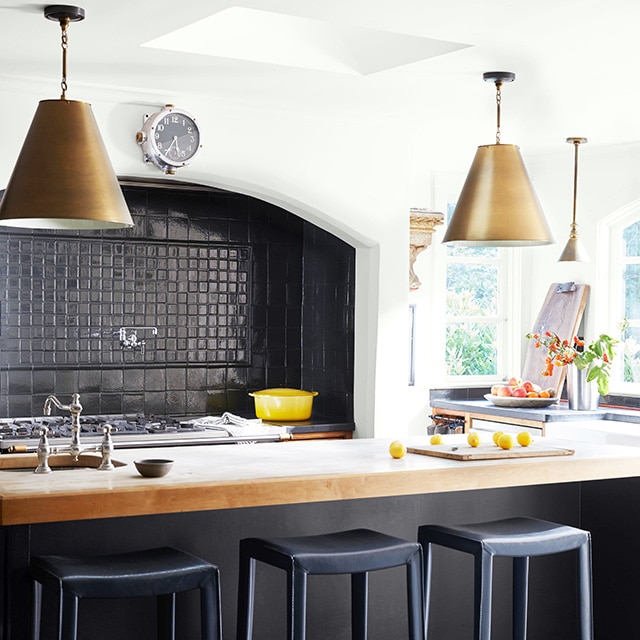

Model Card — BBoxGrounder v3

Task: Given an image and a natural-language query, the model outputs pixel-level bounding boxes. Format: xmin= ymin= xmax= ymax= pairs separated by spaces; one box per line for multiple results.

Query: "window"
xmin=442 ymin=202 xmax=519 ymax=382
xmin=620 ymin=221 xmax=640 ymax=383
xmin=602 ymin=202 xmax=640 ymax=391
xmin=410 ymin=173 xmax=521 ymax=388
xmin=445 ymin=227 xmax=501 ymax=376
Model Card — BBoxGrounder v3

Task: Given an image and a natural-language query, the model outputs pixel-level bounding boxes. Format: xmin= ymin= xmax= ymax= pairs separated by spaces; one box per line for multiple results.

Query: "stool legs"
xmin=289 ymin=566 xmax=308 ymax=640
xmin=474 ymin=551 xmax=493 ymax=640
xmin=577 ymin=539 xmax=593 ymax=640
xmin=30 ymin=581 xmax=43 ymax=640
xmin=241 ymin=563 xmax=423 ymax=640
xmin=236 ymin=554 xmax=256 ymax=640
xmin=351 ymin=572 xmax=368 ymax=640
xmin=157 ymin=593 xmax=176 ymax=640
xmin=61 ymin=590 xmax=79 ymax=640
xmin=406 ymin=550 xmax=424 ymax=640
xmin=32 ymin=572 xmax=221 ymax=640
xmin=200 ymin=572 xmax=223 ymax=640
xmin=421 ymin=524 xmax=594 ymax=640
xmin=513 ymin=557 xmax=529 ymax=640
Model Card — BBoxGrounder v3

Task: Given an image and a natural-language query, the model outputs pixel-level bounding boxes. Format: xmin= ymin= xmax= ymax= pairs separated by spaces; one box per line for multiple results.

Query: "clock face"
xmin=152 ymin=110 xmax=200 ymax=164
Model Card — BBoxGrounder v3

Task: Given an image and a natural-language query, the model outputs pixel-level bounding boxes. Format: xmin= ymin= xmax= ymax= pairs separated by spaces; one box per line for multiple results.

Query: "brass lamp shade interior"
xmin=0 ymin=99 xmax=133 ymax=230
xmin=442 ymin=144 xmax=554 ymax=246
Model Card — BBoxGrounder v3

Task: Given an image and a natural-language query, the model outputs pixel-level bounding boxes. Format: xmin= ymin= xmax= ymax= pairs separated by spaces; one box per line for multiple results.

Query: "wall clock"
xmin=136 ymin=104 xmax=202 ymax=174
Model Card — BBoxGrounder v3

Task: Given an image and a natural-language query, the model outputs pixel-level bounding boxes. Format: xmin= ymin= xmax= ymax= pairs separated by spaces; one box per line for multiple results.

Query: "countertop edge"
xmin=1 ymin=437 xmax=639 ymax=526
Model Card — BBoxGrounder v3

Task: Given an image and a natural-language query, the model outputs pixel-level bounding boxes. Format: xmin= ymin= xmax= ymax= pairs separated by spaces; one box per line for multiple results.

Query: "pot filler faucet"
xmin=36 ymin=393 xmax=114 ymax=474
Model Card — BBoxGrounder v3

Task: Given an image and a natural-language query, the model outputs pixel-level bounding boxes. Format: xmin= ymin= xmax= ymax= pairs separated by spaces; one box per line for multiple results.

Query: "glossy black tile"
xmin=0 ymin=184 xmax=354 ymax=420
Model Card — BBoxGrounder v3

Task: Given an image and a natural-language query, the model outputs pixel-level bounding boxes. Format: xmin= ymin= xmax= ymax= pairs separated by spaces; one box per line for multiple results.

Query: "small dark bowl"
xmin=134 ymin=458 xmax=174 ymax=478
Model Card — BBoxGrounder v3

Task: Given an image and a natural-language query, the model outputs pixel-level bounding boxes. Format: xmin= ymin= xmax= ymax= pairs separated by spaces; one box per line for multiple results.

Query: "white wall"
xmin=0 ymin=81 xmax=417 ymax=439
xmin=527 ymin=142 xmax=640 ymax=339
xmin=3 ymin=78 xmax=639 ymax=439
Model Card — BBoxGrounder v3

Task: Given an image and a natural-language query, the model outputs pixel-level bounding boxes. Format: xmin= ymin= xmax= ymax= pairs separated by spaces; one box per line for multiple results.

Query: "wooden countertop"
xmin=1 ymin=436 xmax=640 ymax=526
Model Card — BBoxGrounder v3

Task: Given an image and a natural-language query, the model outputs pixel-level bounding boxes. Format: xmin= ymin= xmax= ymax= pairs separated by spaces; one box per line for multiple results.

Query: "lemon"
xmin=517 ymin=431 xmax=533 ymax=447
xmin=492 ymin=431 xmax=504 ymax=446
xmin=389 ymin=440 xmax=407 ymax=459
xmin=467 ymin=431 xmax=481 ymax=448
xmin=497 ymin=433 xmax=514 ymax=450
xmin=430 ymin=434 xmax=443 ymax=445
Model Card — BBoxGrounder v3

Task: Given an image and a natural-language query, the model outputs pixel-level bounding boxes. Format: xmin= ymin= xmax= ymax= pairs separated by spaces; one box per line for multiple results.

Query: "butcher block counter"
xmin=3 ymin=438 xmax=640 ymax=639
xmin=2 ymin=436 xmax=640 ymax=526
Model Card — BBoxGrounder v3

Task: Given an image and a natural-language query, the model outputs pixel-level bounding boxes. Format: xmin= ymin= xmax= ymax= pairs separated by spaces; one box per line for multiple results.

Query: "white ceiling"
xmin=1 ymin=0 xmax=639 ymax=156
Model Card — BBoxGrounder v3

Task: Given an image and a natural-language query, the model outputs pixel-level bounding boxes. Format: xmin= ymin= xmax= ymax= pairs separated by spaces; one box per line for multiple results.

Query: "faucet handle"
xmin=34 ymin=427 xmax=52 ymax=474
xmin=98 ymin=424 xmax=115 ymax=471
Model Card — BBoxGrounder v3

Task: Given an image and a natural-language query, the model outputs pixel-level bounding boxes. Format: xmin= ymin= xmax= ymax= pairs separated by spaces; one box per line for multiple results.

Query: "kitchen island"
xmin=2 ymin=437 xmax=639 ymax=639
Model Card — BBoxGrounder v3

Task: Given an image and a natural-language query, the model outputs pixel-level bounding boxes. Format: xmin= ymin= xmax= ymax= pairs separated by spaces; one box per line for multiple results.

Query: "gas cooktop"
xmin=0 ymin=413 xmax=288 ymax=453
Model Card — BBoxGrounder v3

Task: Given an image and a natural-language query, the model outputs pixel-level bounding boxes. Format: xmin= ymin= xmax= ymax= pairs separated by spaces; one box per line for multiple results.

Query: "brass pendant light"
xmin=0 ymin=5 xmax=133 ymax=230
xmin=442 ymin=72 xmax=553 ymax=246
xmin=558 ymin=137 xmax=589 ymax=262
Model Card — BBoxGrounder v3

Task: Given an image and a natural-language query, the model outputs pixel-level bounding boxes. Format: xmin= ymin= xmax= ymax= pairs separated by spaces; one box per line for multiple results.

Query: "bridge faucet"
xmin=43 ymin=393 xmax=83 ymax=461
xmin=34 ymin=424 xmax=115 ymax=474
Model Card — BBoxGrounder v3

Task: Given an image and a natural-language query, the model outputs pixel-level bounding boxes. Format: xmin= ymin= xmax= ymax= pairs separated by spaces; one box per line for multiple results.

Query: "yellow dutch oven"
xmin=249 ymin=388 xmax=318 ymax=421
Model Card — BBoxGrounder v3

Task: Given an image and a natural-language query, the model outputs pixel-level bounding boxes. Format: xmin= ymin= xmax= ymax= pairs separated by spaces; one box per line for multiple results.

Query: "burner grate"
xmin=0 ymin=414 xmax=203 ymax=440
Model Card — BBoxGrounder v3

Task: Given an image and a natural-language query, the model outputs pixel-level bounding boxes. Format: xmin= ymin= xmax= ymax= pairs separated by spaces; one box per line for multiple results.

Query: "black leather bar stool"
xmin=237 ymin=528 xmax=424 ymax=640
xmin=30 ymin=546 xmax=222 ymax=640
xmin=418 ymin=517 xmax=593 ymax=640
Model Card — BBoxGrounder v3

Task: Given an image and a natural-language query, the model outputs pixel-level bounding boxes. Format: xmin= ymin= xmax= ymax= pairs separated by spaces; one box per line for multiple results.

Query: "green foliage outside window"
xmin=444 ymin=203 xmax=500 ymax=377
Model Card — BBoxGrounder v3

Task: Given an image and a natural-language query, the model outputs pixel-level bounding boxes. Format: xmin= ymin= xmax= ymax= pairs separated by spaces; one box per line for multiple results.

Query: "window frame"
xmin=410 ymin=172 xmax=522 ymax=389
xmin=599 ymin=199 xmax=640 ymax=396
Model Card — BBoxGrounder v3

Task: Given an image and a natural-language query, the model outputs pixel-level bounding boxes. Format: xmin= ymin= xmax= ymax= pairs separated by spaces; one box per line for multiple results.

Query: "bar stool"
xmin=237 ymin=528 xmax=424 ymax=640
xmin=418 ymin=517 xmax=593 ymax=640
xmin=30 ymin=546 xmax=222 ymax=640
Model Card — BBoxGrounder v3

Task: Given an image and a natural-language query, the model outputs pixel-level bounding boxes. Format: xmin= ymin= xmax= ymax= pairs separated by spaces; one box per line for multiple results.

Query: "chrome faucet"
xmin=119 ymin=327 xmax=157 ymax=356
xmin=44 ymin=393 xmax=83 ymax=460
xmin=36 ymin=393 xmax=116 ymax=473
xmin=34 ymin=424 xmax=115 ymax=474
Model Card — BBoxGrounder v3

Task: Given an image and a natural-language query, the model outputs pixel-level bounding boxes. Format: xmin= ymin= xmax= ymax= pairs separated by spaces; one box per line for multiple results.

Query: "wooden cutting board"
xmin=521 ymin=282 xmax=589 ymax=397
xmin=407 ymin=443 xmax=574 ymax=461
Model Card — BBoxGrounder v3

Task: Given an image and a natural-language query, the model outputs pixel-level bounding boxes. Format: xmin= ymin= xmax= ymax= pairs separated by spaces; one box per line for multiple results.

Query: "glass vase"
xmin=566 ymin=366 xmax=599 ymax=411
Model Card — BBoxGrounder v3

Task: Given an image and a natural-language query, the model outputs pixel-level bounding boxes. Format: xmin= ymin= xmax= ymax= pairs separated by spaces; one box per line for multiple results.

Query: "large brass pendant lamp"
xmin=0 ymin=5 xmax=133 ymax=230
xmin=442 ymin=72 xmax=553 ymax=246
xmin=558 ymin=137 xmax=589 ymax=262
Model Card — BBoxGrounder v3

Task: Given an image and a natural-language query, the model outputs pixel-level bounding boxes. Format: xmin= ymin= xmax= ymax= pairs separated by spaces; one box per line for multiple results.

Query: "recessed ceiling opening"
xmin=142 ymin=7 xmax=470 ymax=75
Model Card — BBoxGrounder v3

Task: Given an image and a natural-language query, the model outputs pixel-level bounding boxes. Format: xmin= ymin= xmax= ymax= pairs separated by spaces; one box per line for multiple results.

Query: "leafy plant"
xmin=526 ymin=331 xmax=619 ymax=396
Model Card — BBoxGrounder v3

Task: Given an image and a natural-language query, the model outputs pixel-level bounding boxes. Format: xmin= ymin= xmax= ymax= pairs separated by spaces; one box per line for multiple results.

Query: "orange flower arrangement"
xmin=526 ymin=331 xmax=618 ymax=396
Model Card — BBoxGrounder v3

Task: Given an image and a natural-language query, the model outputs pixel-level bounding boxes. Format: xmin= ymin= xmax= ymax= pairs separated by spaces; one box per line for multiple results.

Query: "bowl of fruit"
xmin=485 ymin=377 xmax=559 ymax=408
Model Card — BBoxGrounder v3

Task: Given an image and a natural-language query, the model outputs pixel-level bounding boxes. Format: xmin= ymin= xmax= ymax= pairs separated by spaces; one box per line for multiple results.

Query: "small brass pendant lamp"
xmin=442 ymin=72 xmax=553 ymax=246
xmin=558 ymin=137 xmax=589 ymax=262
xmin=0 ymin=5 xmax=133 ymax=230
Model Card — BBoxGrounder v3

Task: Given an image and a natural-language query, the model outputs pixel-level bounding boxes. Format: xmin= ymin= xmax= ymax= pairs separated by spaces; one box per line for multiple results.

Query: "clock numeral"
xmin=157 ymin=124 xmax=165 ymax=132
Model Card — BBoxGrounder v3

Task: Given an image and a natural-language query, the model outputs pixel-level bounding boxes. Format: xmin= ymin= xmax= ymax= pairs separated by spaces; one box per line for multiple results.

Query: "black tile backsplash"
xmin=0 ymin=237 xmax=251 ymax=367
xmin=0 ymin=181 xmax=355 ymax=420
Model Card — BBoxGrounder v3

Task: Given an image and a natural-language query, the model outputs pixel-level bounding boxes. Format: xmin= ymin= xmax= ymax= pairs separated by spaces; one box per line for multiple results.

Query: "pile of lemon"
xmin=388 ymin=429 xmax=534 ymax=459
xmin=428 ymin=430 xmax=533 ymax=450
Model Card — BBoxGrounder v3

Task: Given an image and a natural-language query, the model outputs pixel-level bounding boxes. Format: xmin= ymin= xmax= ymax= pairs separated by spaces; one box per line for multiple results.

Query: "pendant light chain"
xmin=571 ymin=140 xmax=579 ymax=233
xmin=59 ymin=16 xmax=70 ymax=100
xmin=495 ymin=79 xmax=503 ymax=144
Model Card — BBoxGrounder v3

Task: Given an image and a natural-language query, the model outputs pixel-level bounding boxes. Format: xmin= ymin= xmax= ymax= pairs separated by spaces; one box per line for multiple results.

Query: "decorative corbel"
xmin=409 ymin=208 xmax=444 ymax=290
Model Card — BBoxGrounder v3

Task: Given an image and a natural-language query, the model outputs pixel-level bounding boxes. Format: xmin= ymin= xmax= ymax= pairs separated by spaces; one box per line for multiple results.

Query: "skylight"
xmin=142 ymin=7 xmax=469 ymax=76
